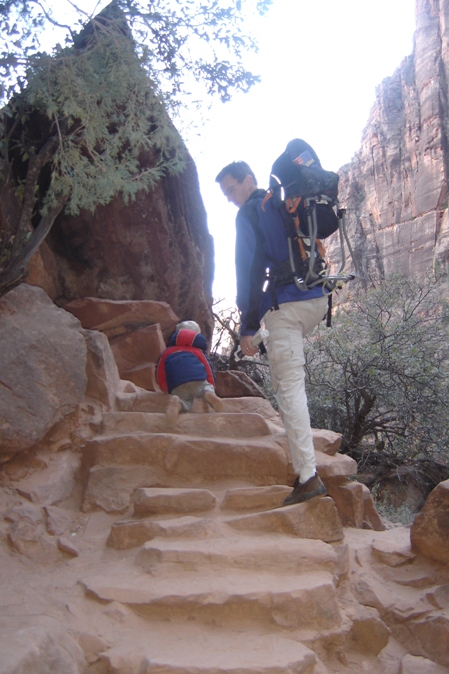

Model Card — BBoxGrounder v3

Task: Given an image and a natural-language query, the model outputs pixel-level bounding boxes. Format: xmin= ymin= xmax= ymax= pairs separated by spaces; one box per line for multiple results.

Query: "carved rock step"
xmin=81 ymin=434 xmax=289 ymax=513
xmin=83 ymin=432 xmax=288 ymax=468
xmin=130 ymin=485 xmax=292 ymax=516
xmin=225 ymin=497 xmax=344 ymax=543
xmin=107 ymin=498 xmax=343 ymax=549
xmin=83 ymin=433 xmax=287 ymax=473
xmin=101 ymin=411 xmax=272 ymax=438
xmin=80 ymin=567 xmax=341 ymax=630
xmin=134 ymin=534 xmax=349 ymax=581
xmin=221 ymin=485 xmax=292 ymax=511
xmin=132 ymin=487 xmax=217 ymax=515
xmin=108 ymin=515 xmax=227 ymax=548
xmin=101 ymin=627 xmax=321 ymax=674
xmin=119 ymin=390 xmax=280 ymax=417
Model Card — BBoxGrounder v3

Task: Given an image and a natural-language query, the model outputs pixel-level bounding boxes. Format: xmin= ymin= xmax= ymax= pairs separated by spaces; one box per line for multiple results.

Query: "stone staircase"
xmin=4 ymin=385 xmax=449 ymax=673
xmin=74 ymin=389 xmax=394 ymax=674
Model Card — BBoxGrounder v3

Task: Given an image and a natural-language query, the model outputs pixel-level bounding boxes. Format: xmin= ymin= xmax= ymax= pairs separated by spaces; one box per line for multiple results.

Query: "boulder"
xmin=411 ymin=479 xmax=449 ymax=564
xmin=324 ymin=479 xmax=385 ymax=531
xmin=64 ymin=297 xmax=179 ymax=338
xmin=0 ymin=624 xmax=86 ymax=673
xmin=46 ymin=155 xmax=214 ymax=342
xmin=14 ymin=451 xmax=80 ymax=507
xmin=109 ymin=323 xmax=166 ymax=370
xmin=83 ymin=329 xmax=121 ymax=409
xmin=400 ymin=654 xmax=449 ymax=674
xmin=0 ymin=285 xmax=87 ymax=458
xmin=215 ymin=370 xmax=265 ymax=398
xmin=6 ymin=505 xmax=62 ymax=563
xmin=361 ymin=483 xmax=386 ymax=531
xmin=44 ymin=505 xmax=73 ymax=536
xmin=325 ymin=480 xmax=365 ymax=528
xmin=312 ymin=429 xmax=342 ymax=455
xmin=119 ymin=362 xmax=158 ymax=391
xmin=345 ymin=603 xmax=391 ymax=656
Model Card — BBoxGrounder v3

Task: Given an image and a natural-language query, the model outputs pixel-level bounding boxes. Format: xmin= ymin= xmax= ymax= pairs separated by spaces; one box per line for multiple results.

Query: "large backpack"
xmin=265 ymin=139 xmax=355 ymax=293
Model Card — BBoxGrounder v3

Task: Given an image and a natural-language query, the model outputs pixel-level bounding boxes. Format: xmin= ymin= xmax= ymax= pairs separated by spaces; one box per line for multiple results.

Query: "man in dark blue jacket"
xmin=216 ymin=161 xmax=328 ymax=505
xmin=157 ymin=320 xmax=223 ymax=423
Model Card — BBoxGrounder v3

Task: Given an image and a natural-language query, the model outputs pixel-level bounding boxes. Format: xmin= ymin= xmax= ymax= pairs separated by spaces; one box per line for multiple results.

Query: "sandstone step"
xmin=220 ymin=485 xmax=291 ymax=511
xmin=80 ymin=567 xmax=342 ymax=630
xmin=132 ymin=487 xmax=217 ymax=515
xmin=102 ymin=411 xmax=272 ymax=438
xmin=225 ymin=497 xmax=344 ymax=543
xmin=353 ymin=567 xmax=437 ymax=624
xmin=81 ymin=434 xmax=289 ymax=514
xmin=393 ymin=612 xmax=449 ymax=669
xmin=82 ymin=433 xmax=287 ymax=474
xmin=314 ymin=450 xmax=357 ymax=479
xmin=134 ymin=535 xmax=349 ymax=581
xmin=100 ymin=627 xmax=321 ymax=674
xmin=130 ymin=485 xmax=292 ymax=517
xmin=107 ymin=498 xmax=344 ymax=549
xmin=117 ymin=389 xmax=171 ymax=413
xmin=126 ymin=391 xmax=280 ymax=419
xmin=107 ymin=515 xmax=226 ymax=549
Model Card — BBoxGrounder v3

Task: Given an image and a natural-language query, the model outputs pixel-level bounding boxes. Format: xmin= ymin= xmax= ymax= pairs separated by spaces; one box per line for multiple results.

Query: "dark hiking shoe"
xmin=282 ymin=473 xmax=327 ymax=506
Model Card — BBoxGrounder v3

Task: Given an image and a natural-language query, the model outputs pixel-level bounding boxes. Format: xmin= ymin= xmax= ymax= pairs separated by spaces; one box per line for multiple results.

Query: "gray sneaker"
xmin=282 ymin=473 xmax=327 ymax=506
xmin=204 ymin=389 xmax=224 ymax=412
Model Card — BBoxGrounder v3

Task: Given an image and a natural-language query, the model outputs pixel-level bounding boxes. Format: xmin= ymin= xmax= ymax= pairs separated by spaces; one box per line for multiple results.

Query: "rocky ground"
xmin=1 ymin=385 xmax=449 ymax=674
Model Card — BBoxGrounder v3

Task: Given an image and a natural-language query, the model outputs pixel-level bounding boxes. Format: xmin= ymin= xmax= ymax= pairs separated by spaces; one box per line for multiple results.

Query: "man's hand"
xmin=240 ymin=335 xmax=259 ymax=357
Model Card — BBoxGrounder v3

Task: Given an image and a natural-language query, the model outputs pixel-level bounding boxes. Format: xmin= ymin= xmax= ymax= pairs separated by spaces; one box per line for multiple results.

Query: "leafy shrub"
xmin=305 ymin=272 xmax=449 ymax=493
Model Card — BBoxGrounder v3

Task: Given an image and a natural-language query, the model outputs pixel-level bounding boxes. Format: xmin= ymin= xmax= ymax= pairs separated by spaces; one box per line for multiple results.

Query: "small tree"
xmin=0 ymin=0 xmax=271 ymax=296
xmin=211 ymin=301 xmax=241 ymax=369
xmin=305 ymin=272 xmax=449 ymax=480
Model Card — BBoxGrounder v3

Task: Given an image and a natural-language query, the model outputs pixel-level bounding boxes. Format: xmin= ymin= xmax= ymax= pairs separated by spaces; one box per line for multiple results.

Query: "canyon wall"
xmin=28 ymin=151 xmax=215 ymax=341
xmin=333 ymin=0 xmax=449 ymax=286
xmin=15 ymin=3 xmax=215 ymax=341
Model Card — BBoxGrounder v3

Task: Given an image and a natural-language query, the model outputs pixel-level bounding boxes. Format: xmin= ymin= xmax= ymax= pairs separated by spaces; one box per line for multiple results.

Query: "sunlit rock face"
xmin=42 ymin=153 xmax=215 ymax=341
xmin=330 ymin=0 xmax=449 ymax=286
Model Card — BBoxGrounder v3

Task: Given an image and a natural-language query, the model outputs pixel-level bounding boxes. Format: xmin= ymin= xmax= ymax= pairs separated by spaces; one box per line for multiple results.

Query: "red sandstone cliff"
xmin=333 ymin=0 xmax=449 ymax=286
xmin=28 ymin=151 xmax=215 ymax=341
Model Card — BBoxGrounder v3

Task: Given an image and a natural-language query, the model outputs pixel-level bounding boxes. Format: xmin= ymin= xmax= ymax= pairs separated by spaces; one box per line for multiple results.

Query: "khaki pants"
xmin=171 ymin=380 xmax=215 ymax=412
xmin=263 ymin=296 xmax=328 ymax=479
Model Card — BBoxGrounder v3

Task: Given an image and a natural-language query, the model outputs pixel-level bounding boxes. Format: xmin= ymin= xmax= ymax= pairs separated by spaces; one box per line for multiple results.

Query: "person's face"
xmin=219 ymin=174 xmax=256 ymax=207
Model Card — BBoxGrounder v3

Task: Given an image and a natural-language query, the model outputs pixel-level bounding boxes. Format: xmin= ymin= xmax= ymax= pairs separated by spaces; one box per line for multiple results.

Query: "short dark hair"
xmin=215 ymin=161 xmax=257 ymax=185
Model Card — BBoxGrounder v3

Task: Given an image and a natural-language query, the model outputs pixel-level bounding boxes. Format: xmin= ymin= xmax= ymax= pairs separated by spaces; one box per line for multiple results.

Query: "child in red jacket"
xmin=156 ymin=320 xmax=223 ymax=423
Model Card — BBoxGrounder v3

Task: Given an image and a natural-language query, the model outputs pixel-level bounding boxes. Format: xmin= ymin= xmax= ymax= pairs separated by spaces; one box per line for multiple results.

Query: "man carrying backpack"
xmin=215 ymin=158 xmax=328 ymax=506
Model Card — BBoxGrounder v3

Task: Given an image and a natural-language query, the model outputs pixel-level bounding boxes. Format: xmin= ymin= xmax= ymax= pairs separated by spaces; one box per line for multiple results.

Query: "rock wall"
xmin=2 ymin=2 xmax=215 ymax=341
xmin=332 ymin=0 xmax=449 ymax=286
xmin=30 ymin=151 xmax=215 ymax=341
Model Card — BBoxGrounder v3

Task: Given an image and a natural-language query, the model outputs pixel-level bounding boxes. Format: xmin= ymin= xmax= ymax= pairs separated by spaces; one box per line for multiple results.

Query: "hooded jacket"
xmin=236 ymin=189 xmax=327 ymax=336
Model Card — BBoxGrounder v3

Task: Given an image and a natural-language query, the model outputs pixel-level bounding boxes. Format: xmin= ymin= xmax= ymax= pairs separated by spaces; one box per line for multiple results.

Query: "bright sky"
xmin=189 ymin=0 xmax=417 ymax=304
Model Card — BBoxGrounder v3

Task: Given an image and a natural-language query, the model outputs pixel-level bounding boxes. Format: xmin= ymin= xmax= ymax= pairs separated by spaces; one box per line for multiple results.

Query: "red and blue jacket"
xmin=156 ymin=329 xmax=216 ymax=394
